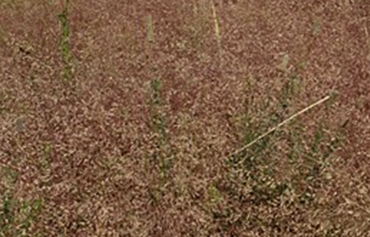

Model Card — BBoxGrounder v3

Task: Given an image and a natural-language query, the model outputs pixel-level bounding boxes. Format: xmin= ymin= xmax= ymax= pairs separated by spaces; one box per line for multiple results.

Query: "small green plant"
xmin=38 ymin=143 xmax=52 ymax=186
xmin=1 ymin=166 xmax=18 ymax=187
xmin=150 ymin=78 xmax=167 ymax=140
xmin=185 ymin=0 xmax=211 ymax=54
xmin=0 ymin=194 xmax=14 ymax=236
xmin=58 ymin=0 xmax=73 ymax=80
xmin=148 ymin=78 xmax=172 ymax=179
xmin=277 ymin=54 xmax=302 ymax=113
xmin=208 ymin=184 xmax=222 ymax=203
xmin=0 ymin=194 xmax=42 ymax=237
xmin=211 ymin=1 xmax=222 ymax=54
xmin=0 ymin=24 xmax=6 ymax=46
xmin=312 ymin=17 xmax=322 ymax=36
xmin=223 ymin=90 xmax=339 ymax=234
xmin=277 ymin=54 xmax=290 ymax=72
xmin=146 ymin=14 xmax=154 ymax=43
xmin=278 ymin=73 xmax=300 ymax=115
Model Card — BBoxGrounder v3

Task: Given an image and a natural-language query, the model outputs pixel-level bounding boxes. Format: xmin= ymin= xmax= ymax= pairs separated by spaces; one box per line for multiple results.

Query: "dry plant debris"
xmin=1 ymin=0 xmax=369 ymax=236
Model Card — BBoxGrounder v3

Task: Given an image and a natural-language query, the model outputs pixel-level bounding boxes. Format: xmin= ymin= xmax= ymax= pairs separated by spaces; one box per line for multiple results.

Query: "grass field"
xmin=1 ymin=0 xmax=370 ymax=236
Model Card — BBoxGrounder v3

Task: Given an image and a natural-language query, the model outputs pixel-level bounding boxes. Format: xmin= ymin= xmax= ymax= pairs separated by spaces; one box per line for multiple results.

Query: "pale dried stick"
xmin=228 ymin=94 xmax=332 ymax=162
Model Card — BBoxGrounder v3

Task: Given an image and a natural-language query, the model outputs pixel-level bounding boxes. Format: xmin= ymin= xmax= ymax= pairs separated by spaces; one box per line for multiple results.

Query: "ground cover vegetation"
xmin=0 ymin=0 xmax=370 ymax=236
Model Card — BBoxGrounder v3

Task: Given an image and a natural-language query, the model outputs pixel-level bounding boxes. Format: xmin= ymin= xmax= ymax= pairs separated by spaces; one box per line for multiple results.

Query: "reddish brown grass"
xmin=1 ymin=0 xmax=369 ymax=236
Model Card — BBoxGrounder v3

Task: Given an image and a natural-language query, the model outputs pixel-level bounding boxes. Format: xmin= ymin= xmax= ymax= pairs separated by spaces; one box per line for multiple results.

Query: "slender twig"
xmin=228 ymin=95 xmax=332 ymax=162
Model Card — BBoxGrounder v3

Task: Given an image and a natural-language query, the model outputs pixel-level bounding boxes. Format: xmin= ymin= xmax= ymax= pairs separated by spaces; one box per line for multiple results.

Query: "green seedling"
xmin=227 ymin=95 xmax=332 ymax=161
xmin=39 ymin=143 xmax=52 ymax=178
xmin=0 ymin=24 xmax=6 ymax=46
xmin=58 ymin=0 xmax=74 ymax=80
xmin=148 ymin=78 xmax=172 ymax=179
xmin=312 ymin=17 xmax=322 ymax=36
xmin=0 ymin=194 xmax=14 ymax=228
xmin=147 ymin=14 xmax=154 ymax=43
xmin=1 ymin=166 xmax=18 ymax=187
xmin=208 ymin=184 xmax=222 ymax=203
xmin=0 ymin=194 xmax=42 ymax=237
xmin=211 ymin=1 xmax=221 ymax=48
xmin=277 ymin=54 xmax=289 ymax=72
